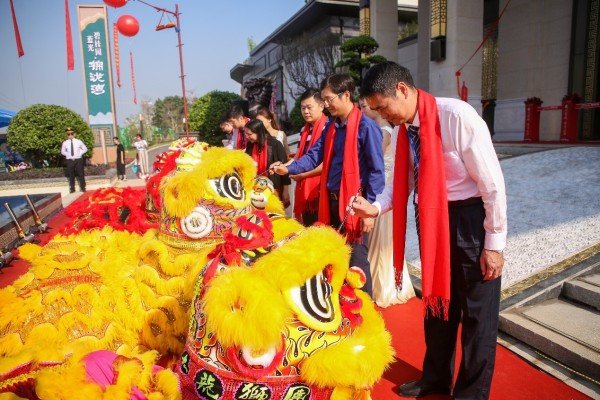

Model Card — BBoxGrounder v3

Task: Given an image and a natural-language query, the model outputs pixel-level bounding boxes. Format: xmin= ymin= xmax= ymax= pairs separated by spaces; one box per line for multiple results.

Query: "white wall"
xmin=397 ymin=39 xmax=419 ymax=84
xmin=496 ymin=0 xmax=572 ymax=141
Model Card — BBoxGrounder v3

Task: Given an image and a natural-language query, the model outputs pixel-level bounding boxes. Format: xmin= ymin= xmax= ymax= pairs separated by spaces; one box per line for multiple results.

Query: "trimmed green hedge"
xmin=0 ymin=165 xmax=110 ymax=181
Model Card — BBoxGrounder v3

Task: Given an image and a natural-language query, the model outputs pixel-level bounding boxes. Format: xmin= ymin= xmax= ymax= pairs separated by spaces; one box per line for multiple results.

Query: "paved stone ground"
xmin=404 ymin=144 xmax=600 ymax=289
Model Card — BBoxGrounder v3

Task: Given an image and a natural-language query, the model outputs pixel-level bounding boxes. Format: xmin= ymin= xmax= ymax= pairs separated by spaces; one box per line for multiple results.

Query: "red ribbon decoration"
xmin=130 ymin=51 xmax=137 ymax=104
xmin=455 ymin=0 xmax=512 ymax=102
xmin=9 ymin=0 xmax=24 ymax=57
xmin=65 ymin=0 xmax=74 ymax=70
xmin=114 ymin=24 xmax=121 ymax=87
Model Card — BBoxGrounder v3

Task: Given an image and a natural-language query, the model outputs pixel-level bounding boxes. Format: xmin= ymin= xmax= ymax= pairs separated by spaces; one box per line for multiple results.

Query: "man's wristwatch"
xmin=486 ymin=249 xmax=504 ymax=254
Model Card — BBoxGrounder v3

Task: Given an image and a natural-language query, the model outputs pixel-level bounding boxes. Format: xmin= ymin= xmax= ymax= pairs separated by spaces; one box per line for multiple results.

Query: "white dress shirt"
xmin=224 ymin=129 xmax=244 ymax=150
xmin=374 ymin=97 xmax=507 ymax=251
xmin=61 ymin=137 xmax=88 ymax=160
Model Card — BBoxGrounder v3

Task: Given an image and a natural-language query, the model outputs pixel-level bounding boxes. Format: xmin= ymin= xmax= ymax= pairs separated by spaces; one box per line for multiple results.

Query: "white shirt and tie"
xmin=224 ymin=128 xmax=245 ymax=150
xmin=61 ymin=137 xmax=88 ymax=160
xmin=373 ymin=97 xmax=507 ymax=251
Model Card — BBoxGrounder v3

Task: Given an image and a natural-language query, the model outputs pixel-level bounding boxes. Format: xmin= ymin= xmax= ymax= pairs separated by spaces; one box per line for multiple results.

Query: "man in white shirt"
xmin=351 ymin=62 xmax=507 ymax=400
xmin=61 ymin=128 xmax=88 ymax=193
xmin=225 ymin=105 xmax=249 ymax=150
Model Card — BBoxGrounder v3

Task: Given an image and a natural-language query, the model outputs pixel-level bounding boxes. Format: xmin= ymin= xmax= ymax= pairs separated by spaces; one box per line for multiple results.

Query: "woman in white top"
xmin=359 ymin=98 xmax=416 ymax=307
xmin=252 ymin=105 xmax=291 ymax=209
xmin=133 ymin=134 xmax=150 ymax=178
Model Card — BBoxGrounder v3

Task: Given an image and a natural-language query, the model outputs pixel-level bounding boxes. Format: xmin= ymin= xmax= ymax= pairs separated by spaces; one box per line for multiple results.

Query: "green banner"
xmin=78 ymin=6 xmax=116 ymax=131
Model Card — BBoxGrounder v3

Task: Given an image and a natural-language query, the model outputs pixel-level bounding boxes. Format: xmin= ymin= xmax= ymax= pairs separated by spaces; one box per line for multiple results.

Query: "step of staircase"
xmin=563 ymin=273 xmax=600 ymax=311
xmin=501 ymin=298 xmax=600 ymax=382
xmin=499 ymin=261 xmax=600 ymax=385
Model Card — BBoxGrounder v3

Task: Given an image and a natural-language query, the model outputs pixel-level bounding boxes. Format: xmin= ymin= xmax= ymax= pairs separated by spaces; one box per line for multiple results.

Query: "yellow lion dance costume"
xmin=0 ymin=142 xmax=394 ymax=400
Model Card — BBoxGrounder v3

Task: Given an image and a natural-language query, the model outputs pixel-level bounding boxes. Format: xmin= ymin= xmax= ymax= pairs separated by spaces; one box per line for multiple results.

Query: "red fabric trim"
xmin=251 ymin=138 xmax=269 ymax=175
xmin=392 ymin=89 xmax=450 ymax=319
xmin=65 ymin=0 xmax=74 ymax=70
xmin=9 ymin=0 xmax=24 ymax=57
xmin=235 ymin=117 xmax=250 ymax=150
xmin=318 ymin=106 xmax=362 ymax=243
xmin=293 ymin=114 xmax=327 ymax=219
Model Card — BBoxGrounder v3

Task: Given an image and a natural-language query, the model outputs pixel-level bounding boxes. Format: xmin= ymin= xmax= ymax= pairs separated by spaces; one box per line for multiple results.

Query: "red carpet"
xmin=0 ymin=191 xmax=592 ymax=399
xmin=372 ymin=299 xmax=591 ymax=399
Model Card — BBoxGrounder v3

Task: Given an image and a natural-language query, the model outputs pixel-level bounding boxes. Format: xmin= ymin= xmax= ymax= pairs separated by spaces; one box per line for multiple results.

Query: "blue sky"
xmin=0 ymin=0 xmax=305 ymax=126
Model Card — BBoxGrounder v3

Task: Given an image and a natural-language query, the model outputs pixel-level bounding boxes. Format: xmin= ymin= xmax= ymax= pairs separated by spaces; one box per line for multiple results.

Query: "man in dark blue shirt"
xmin=271 ymin=74 xmax=385 ymax=296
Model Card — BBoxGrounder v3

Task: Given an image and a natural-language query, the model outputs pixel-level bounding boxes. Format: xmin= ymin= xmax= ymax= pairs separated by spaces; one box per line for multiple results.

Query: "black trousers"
xmin=421 ymin=201 xmax=501 ymax=400
xmin=116 ymin=159 xmax=126 ymax=176
xmin=66 ymin=158 xmax=86 ymax=192
xmin=329 ymin=198 xmax=372 ymax=296
xmin=301 ymin=211 xmax=319 ymax=227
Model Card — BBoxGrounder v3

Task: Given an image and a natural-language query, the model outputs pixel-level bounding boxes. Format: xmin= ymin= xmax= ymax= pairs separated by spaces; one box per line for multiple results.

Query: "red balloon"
xmin=103 ymin=0 xmax=127 ymax=7
xmin=117 ymin=15 xmax=140 ymax=37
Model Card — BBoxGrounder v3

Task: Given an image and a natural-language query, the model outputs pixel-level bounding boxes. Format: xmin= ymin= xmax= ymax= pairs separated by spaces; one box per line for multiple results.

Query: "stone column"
xmin=428 ymin=0 xmax=483 ymax=104
xmin=370 ymin=0 xmax=399 ymax=62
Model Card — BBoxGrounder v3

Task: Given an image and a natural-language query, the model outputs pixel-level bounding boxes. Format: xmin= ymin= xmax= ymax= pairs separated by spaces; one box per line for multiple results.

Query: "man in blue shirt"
xmin=271 ymin=74 xmax=385 ymax=296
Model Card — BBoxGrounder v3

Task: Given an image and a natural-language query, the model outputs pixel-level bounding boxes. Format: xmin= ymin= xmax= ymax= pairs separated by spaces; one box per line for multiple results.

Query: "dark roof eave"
xmin=250 ymin=0 xmax=359 ymax=54
xmin=230 ymin=63 xmax=253 ymax=84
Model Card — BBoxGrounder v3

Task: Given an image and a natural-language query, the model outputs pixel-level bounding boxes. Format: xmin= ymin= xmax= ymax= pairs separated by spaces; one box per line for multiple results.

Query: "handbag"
xmin=132 ymin=164 xmax=139 ymax=174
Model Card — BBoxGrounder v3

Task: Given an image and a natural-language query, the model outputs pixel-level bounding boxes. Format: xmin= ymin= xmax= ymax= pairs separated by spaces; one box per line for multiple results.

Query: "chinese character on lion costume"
xmin=0 ymin=140 xmax=394 ymax=400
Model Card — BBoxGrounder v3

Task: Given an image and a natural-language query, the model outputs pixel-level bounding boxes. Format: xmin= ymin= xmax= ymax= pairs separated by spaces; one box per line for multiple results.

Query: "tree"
xmin=7 ymin=104 xmax=94 ymax=167
xmin=152 ymin=96 xmax=184 ymax=134
xmin=188 ymin=91 xmax=242 ymax=147
xmin=281 ymin=32 xmax=341 ymax=99
xmin=122 ymin=114 xmax=142 ymax=146
xmin=335 ymin=35 xmax=387 ymax=88
xmin=288 ymin=96 xmax=305 ymax=134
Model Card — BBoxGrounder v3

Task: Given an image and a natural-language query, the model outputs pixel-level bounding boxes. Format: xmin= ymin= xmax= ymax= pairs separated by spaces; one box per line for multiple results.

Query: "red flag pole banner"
xmin=130 ymin=51 xmax=137 ymax=104
xmin=9 ymin=0 xmax=24 ymax=57
xmin=114 ymin=23 xmax=121 ymax=87
xmin=65 ymin=0 xmax=74 ymax=70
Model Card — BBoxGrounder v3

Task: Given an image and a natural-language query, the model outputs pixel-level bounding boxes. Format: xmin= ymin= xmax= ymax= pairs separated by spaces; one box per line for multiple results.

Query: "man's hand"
xmin=349 ymin=195 xmax=379 ymax=218
xmin=270 ymin=162 xmax=288 ymax=176
xmin=289 ymin=172 xmax=305 ymax=181
xmin=480 ymin=249 xmax=504 ymax=281
xmin=361 ymin=217 xmax=374 ymax=233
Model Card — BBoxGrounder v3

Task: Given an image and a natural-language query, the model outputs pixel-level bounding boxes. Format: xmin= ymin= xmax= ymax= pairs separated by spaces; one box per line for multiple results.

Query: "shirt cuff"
xmin=372 ymin=201 xmax=382 ymax=217
xmin=485 ymin=231 xmax=507 ymax=251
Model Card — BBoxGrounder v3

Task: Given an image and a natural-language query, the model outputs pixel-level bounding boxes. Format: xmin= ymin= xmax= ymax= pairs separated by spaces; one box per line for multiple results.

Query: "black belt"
xmin=448 ymin=197 xmax=483 ymax=208
xmin=329 ymin=192 xmax=340 ymax=201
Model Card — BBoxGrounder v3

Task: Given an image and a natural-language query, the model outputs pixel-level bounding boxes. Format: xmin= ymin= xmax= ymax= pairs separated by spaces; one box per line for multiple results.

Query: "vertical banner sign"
xmin=77 ymin=5 xmax=117 ymax=153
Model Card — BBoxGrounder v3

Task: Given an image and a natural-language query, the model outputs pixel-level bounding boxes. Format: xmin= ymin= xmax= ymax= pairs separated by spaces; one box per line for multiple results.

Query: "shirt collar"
xmin=334 ymin=117 xmax=347 ymax=128
xmin=405 ymin=112 xmax=420 ymax=130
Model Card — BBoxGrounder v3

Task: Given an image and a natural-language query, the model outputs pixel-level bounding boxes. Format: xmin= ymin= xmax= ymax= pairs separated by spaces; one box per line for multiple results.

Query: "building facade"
xmin=231 ymin=0 xmax=599 ymax=142
xmin=230 ymin=0 xmax=417 ymax=125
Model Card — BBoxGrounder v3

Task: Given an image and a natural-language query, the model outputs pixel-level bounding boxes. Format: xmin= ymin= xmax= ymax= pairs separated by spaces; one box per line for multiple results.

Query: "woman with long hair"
xmin=251 ymin=105 xmax=291 ymax=157
xmin=244 ymin=119 xmax=290 ymax=197
xmin=251 ymin=106 xmax=291 ymax=208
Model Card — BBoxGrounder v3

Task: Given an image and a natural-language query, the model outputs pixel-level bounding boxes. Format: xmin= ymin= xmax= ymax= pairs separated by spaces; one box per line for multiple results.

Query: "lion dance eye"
xmin=209 ymin=172 xmax=245 ymax=201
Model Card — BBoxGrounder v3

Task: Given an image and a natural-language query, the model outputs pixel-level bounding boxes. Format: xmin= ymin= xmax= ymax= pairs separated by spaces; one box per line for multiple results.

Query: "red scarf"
xmin=318 ymin=105 xmax=362 ymax=243
xmin=293 ymin=114 xmax=327 ymax=219
xmin=235 ymin=117 xmax=250 ymax=150
xmin=251 ymin=136 xmax=269 ymax=174
xmin=393 ymin=89 xmax=450 ymax=319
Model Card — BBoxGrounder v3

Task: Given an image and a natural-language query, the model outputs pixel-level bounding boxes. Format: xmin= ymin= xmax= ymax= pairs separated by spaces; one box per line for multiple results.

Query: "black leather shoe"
xmin=395 ymin=379 xmax=451 ymax=398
